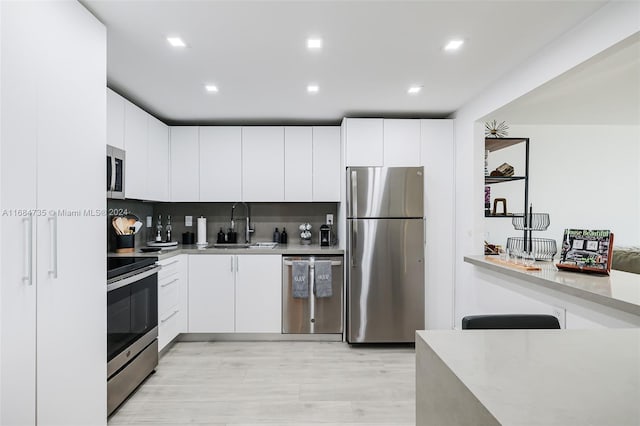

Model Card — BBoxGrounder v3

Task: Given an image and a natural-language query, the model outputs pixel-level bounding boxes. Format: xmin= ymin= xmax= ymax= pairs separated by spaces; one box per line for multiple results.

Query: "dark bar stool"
xmin=462 ymin=314 xmax=561 ymax=330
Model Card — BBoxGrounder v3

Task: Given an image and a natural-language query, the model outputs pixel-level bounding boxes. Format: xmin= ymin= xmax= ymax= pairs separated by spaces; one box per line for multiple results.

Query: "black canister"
xmin=227 ymin=229 xmax=237 ymax=243
xmin=217 ymin=228 xmax=226 ymax=244
xmin=115 ymin=234 xmax=135 ymax=253
xmin=182 ymin=232 xmax=195 ymax=245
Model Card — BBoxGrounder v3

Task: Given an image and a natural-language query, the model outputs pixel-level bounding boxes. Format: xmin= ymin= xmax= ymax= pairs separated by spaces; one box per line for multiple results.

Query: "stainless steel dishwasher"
xmin=282 ymin=255 xmax=343 ymax=334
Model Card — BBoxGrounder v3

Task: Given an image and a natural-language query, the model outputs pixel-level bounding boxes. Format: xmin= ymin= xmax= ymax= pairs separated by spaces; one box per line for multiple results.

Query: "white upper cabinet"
xmin=312 ymin=126 xmax=341 ymax=201
xmin=344 ymin=118 xmax=383 ymax=167
xmin=106 ymin=88 xmax=125 ymax=149
xmin=284 ymin=127 xmax=313 ymax=201
xmin=170 ymin=127 xmax=200 ymax=202
xmin=123 ymin=102 xmax=148 ymax=199
xmin=344 ymin=118 xmax=422 ymax=167
xmin=200 ymin=127 xmax=242 ymax=201
xmin=383 ymin=119 xmax=421 ymax=166
xmin=242 ymin=127 xmax=285 ymax=201
xmin=147 ymin=115 xmax=170 ymax=201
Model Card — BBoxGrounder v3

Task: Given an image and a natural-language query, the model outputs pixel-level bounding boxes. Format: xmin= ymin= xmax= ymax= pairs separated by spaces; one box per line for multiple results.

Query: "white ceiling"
xmin=82 ymin=0 xmax=607 ymax=125
xmin=483 ymin=33 xmax=640 ymax=126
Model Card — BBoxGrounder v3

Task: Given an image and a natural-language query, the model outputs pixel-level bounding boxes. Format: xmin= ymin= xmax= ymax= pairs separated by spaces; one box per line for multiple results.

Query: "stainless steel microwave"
xmin=107 ymin=145 xmax=125 ymax=199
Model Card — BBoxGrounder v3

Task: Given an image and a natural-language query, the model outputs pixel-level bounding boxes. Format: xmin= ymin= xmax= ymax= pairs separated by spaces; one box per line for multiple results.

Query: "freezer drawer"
xmin=282 ymin=256 xmax=343 ymax=334
xmin=347 ymin=218 xmax=424 ymax=343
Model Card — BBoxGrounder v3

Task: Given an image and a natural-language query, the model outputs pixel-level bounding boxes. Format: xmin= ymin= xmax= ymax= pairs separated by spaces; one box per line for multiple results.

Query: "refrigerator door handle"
xmin=350 ymin=170 xmax=357 ymax=218
xmin=351 ymin=222 xmax=357 ymax=268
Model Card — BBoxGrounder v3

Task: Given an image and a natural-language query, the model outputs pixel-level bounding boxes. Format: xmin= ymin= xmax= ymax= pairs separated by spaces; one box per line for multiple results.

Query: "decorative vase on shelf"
xmin=299 ymin=223 xmax=312 ymax=245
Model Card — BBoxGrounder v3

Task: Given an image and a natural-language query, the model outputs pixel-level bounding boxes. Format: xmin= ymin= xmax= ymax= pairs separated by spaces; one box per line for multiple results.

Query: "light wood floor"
xmin=109 ymin=341 xmax=415 ymax=425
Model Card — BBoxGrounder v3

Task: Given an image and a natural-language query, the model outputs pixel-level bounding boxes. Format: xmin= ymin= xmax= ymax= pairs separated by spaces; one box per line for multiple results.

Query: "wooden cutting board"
xmin=484 ymin=256 xmax=542 ymax=271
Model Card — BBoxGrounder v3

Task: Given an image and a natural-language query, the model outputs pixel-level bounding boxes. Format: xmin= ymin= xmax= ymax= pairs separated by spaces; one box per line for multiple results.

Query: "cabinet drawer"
xmin=159 ymin=277 xmax=180 ymax=316
xmin=158 ymin=258 xmax=181 ymax=280
xmin=158 ymin=304 xmax=180 ymax=351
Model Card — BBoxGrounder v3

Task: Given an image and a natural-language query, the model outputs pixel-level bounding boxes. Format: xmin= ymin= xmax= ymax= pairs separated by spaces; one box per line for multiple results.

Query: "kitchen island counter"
xmin=464 ymin=255 xmax=640 ymax=317
xmin=416 ymin=328 xmax=640 ymax=426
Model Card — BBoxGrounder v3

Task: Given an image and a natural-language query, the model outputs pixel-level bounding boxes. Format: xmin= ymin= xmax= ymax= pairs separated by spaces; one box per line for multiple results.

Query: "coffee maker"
xmin=319 ymin=224 xmax=334 ymax=247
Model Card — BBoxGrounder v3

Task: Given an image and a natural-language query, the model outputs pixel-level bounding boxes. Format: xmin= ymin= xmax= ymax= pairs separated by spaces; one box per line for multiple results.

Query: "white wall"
xmin=451 ymin=2 xmax=640 ymax=328
xmin=485 ymin=124 xmax=640 ymax=251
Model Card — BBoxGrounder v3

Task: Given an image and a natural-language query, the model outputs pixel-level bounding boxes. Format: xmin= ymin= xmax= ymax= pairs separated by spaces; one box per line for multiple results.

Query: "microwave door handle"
xmin=110 ymin=155 xmax=117 ymax=192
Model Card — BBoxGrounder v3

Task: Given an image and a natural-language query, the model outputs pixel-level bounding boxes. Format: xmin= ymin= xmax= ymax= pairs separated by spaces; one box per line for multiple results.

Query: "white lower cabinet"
xmin=188 ymin=255 xmax=235 ymax=332
xmin=188 ymin=254 xmax=282 ymax=333
xmin=158 ymin=255 xmax=188 ymax=351
xmin=235 ymin=255 xmax=282 ymax=333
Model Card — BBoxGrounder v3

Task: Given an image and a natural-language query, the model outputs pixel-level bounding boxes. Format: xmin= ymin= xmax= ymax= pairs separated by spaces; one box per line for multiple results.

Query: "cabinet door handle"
xmin=160 ymin=278 xmax=179 ymax=288
xmin=159 ymin=259 xmax=180 ymax=268
xmin=161 ymin=310 xmax=179 ymax=324
xmin=23 ymin=217 xmax=33 ymax=285
xmin=230 ymin=256 xmax=233 ymax=272
xmin=235 ymin=256 xmax=239 ymax=273
xmin=48 ymin=215 xmax=58 ymax=279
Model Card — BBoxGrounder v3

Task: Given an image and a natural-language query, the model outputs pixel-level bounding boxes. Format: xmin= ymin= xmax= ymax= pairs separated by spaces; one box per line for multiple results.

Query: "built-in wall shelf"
xmin=484 ymin=176 xmax=526 ymax=184
xmin=485 ymin=137 xmax=529 ymax=152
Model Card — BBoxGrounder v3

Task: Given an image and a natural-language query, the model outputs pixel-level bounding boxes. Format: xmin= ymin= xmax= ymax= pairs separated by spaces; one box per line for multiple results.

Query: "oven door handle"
xmin=107 ymin=265 xmax=161 ymax=292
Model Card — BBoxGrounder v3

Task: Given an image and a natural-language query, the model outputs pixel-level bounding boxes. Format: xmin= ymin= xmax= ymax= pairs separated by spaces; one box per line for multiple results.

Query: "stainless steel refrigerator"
xmin=346 ymin=167 xmax=425 ymax=343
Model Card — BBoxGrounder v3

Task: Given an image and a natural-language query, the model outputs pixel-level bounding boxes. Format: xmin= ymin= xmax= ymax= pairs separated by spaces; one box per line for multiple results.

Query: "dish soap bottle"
xmin=217 ymin=228 xmax=225 ymax=244
xmin=273 ymin=227 xmax=280 ymax=243
xmin=280 ymin=227 xmax=288 ymax=244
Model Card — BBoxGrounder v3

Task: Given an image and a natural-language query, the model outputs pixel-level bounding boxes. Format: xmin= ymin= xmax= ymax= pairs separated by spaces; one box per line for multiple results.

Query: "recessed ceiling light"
xmin=307 ymin=38 xmax=323 ymax=50
xmin=444 ymin=39 xmax=464 ymax=51
xmin=205 ymin=84 xmax=218 ymax=93
xmin=408 ymin=86 xmax=422 ymax=94
xmin=307 ymin=84 xmax=319 ymax=94
xmin=167 ymin=36 xmax=186 ymax=48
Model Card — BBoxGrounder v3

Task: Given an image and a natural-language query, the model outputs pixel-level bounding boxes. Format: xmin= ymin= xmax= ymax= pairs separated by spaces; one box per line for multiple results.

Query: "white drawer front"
xmin=158 ymin=304 xmax=180 ymax=351
xmin=159 ymin=277 xmax=180 ymax=316
xmin=158 ymin=259 xmax=180 ymax=280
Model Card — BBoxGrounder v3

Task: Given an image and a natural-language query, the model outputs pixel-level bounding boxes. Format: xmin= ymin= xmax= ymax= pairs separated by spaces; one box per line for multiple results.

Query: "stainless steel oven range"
xmin=107 ymin=257 xmax=160 ymax=415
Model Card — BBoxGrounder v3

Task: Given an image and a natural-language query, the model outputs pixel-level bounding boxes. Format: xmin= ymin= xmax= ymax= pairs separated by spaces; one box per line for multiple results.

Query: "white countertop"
xmin=109 ymin=243 xmax=344 ymax=260
xmin=464 ymin=255 xmax=640 ymax=316
xmin=416 ymin=329 xmax=640 ymax=426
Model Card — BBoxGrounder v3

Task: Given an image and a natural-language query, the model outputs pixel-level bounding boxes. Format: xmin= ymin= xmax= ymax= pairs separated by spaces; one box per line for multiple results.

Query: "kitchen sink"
xmin=211 ymin=242 xmax=278 ymax=249
xmin=249 ymin=242 xmax=278 ymax=249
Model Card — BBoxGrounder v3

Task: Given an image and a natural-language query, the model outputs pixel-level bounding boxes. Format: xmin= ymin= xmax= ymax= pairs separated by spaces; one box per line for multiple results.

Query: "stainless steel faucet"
xmin=231 ymin=202 xmax=254 ymax=243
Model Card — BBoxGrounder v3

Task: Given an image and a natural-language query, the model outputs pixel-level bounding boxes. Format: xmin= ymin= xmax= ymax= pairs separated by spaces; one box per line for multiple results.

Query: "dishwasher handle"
xmin=283 ymin=260 xmax=342 ymax=266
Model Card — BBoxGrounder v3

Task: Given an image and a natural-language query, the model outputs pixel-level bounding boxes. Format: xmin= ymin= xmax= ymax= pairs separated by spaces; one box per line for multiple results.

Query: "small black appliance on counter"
xmin=319 ymin=224 xmax=334 ymax=247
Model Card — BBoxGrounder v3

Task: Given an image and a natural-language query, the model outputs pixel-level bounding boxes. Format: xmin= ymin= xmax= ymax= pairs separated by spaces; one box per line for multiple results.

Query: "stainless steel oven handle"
xmin=107 ymin=265 xmax=161 ymax=292
xmin=23 ymin=217 xmax=33 ymax=285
